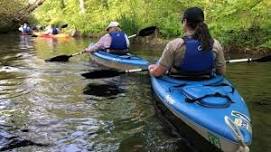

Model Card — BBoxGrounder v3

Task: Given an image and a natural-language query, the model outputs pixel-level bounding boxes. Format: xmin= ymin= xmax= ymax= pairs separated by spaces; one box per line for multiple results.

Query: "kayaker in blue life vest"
xmin=85 ymin=21 xmax=130 ymax=55
xmin=18 ymin=23 xmax=32 ymax=34
xmin=45 ymin=24 xmax=60 ymax=35
xmin=148 ymin=7 xmax=226 ymax=77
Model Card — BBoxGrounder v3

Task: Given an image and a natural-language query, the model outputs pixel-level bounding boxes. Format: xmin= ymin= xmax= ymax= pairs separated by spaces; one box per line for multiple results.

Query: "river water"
xmin=0 ymin=33 xmax=270 ymax=152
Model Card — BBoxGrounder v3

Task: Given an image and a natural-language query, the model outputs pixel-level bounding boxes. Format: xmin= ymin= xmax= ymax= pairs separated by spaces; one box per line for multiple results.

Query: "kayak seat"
xmin=97 ymin=50 xmax=144 ymax=60
xmin=106 ymin=49 xmax=128 ymax=55
xmin=118 ymin=53 xmax=144 ymax=59
xmin=168 ymin=74 xmax=212 ymax=81
xmin=97 ymin=50 xmax=128 ymax=55
xmin=182 ymin=84 xmax=235 ymax=108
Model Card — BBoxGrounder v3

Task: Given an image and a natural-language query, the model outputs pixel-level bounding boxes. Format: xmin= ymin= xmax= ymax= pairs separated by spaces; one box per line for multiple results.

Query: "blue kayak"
xmin=90 ymin=51 xmax=149 ymax=71
xmin=151 ymin=75 xmax=252 ymax=152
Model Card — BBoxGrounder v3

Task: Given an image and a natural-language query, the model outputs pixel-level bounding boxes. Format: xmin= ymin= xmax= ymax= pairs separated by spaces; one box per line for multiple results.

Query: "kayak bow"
xmin=151 ymin=75 xmax=252 ymax=152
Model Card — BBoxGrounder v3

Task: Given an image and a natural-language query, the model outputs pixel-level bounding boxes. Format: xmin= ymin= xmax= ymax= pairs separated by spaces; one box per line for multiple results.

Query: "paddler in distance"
xmin=84 ymin=21 xmax=130 ymax=55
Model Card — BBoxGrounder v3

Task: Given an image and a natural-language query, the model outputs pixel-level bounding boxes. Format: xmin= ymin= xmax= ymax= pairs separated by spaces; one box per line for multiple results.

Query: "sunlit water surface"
xmin=0 ymin=33 xmax=270 ymax=152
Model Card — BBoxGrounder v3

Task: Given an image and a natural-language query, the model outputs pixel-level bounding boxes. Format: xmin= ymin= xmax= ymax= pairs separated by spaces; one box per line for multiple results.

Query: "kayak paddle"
xmin=45 ymin=51 xmax=85 ymax=62
xmin=59 ymin=24 xmax=68 ymax=29
xmin=226 ymin=55 xmax=271 ymax=63
xmin=128 ymin=26 xmax=157 ymax=38
xmin=45 ymin=26 xmax=157 ymax=62
xmin=81 ymin=68 xmax=148 ymax=79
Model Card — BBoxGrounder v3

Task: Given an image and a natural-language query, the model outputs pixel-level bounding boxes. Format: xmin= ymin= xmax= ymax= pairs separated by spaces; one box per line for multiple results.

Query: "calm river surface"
xmin=0 ymin=33 xmax=270 ymax=152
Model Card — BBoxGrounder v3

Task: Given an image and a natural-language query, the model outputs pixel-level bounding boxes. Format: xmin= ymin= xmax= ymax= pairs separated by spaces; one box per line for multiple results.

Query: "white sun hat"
xmin=106 ymin=21 xmax=119 ymax=31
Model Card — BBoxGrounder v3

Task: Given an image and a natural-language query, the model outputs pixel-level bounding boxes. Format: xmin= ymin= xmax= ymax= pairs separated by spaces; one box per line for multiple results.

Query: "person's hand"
xmin=84 ymin=48 xmax=90 ymax=52
xmin=148 ymin=64 xmax=158 ymax=74
xmin=148 ymin=64 xmax=167 ymax=77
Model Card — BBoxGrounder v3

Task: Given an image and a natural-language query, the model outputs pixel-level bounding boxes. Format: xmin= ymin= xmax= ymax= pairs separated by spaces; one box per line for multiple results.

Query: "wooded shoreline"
xmin=1 ymin=0 xmax=270 ymax=53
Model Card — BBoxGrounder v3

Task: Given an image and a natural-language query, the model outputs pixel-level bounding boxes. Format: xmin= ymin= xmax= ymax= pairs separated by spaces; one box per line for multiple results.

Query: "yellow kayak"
xmin=33 ymin=32 xmax=71 ymax=39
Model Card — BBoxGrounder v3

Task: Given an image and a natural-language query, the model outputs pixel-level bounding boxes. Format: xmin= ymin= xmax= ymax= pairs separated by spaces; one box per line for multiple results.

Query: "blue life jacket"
xmin=23 ymin=27 xmax=31 ymax=33
xmin=52 ymin=28 xmax=59 ymax=35
xmin=179 ymin=37 xmax=214 ymax=75
xmin=109 ymin=32 xmax=128 ymax=50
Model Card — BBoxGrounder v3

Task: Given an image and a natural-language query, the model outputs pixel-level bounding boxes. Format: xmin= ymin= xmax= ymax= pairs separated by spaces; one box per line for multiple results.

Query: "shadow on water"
xmin=83 ymin=83 xmax=125 ymax=98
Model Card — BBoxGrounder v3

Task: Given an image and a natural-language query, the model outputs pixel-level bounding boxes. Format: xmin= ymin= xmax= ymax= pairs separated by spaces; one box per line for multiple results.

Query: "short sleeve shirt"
xmin=158 ymin=37 xmax=226 ymax=71
xmin=87 ymin=33 xmax=130 ymax=52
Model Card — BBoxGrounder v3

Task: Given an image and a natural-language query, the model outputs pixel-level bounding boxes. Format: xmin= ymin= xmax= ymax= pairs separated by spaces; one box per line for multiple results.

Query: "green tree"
xmin=31 ymin=0 xmax=271 ymax=49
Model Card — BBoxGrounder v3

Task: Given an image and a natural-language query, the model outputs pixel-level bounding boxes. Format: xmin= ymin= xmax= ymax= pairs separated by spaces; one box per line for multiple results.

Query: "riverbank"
xmin=130 ymin=35 xmax=271 ymax=58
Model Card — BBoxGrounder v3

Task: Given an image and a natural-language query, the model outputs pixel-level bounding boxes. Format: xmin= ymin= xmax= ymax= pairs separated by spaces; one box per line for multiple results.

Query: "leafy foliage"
xmin=16 ymin=0 xmax=271 ymax=49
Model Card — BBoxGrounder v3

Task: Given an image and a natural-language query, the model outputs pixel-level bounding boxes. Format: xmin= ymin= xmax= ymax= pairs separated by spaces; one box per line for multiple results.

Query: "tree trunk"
xmin=15 ymin=0 xmax=47 ymax=21
xmin=79 ymin=0 xmax=85 ymax=14
xmin=60 ymin=0 xmax=66 ymax=9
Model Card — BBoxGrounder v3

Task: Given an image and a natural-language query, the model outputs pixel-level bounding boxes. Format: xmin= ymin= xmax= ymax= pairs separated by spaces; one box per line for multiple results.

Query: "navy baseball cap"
xmin=182 ymin=7 xmax=204 ymax=23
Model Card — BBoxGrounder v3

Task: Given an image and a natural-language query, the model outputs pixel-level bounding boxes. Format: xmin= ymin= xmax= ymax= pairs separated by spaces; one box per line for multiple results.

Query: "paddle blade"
xmin=60 ymin=24 xmax=68 ymax=28
xmin=254 ymin=55 xmax=271 ymax=62
xmin=45 ymin=55 xmax=72 ymax=62
xmin=138 ymin=26 xmax=157 ymax=37
xmin=81 ymin=70 xmax=123 ymax=79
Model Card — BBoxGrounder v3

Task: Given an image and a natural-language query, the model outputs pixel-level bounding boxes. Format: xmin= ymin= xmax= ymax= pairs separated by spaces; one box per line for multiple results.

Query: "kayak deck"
xmin=90 ymin=51 xmax=149 ymax=71
xmin=151 ymin=75 xmax=252 ymax=152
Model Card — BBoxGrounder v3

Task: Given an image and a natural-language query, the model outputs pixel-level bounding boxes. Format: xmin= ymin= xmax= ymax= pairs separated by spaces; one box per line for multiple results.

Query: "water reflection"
xmin=0 ymin=128 xmax=48 ymax=151
xmin=19 ymin=35 xmax=34 ymax=50
xmin=0 ymin=33 xmax=269 ymax=151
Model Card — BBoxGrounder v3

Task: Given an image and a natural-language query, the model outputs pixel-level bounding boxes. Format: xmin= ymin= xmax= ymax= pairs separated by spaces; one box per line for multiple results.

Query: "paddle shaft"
xmin=81 ymin=68 xmax=148 ymax=79
xmin=71 ymin=51 xmax=85 ymax=57
xmin=128 ymin=34 xmax=137 ymax=39
xmin=226 ymin=58 xmax=253 ymax=63
xmin=226 ymin=55 xmax=271 ymax=63
xmin=124 ymin=68 xmax=148 ymax=73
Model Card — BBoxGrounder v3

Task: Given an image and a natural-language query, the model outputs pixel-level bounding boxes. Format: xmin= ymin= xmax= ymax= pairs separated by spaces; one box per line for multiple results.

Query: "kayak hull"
xmin=151 ymin=75 xmax=252 ymax=152
xmin=33 ymin=32 xmax=71 ymax=39
xmin=90 ymin=51 xmax=149 ymax=71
